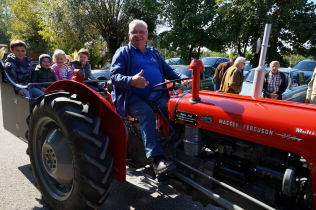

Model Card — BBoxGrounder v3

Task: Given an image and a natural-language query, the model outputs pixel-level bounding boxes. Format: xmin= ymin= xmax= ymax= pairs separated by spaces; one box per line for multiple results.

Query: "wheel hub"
xmin=42 ymin=129 xmax=74 ymax=186
xmin=42 ymin=144 xmax=57 ymax=173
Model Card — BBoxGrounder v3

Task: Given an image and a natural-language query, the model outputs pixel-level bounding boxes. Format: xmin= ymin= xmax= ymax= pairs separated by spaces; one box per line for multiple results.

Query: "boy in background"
xmin=71 ymin=48 xmax=94 ymax=80
xmin=4 ymin=40 xmax=32 ymax=97
xmin=71 ymin=48 xmax=100 ymax=91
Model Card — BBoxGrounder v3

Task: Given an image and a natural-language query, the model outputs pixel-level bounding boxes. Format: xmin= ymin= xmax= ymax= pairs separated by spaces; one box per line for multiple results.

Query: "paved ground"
xmin=0 ymin=88 xmax=219 ymax=210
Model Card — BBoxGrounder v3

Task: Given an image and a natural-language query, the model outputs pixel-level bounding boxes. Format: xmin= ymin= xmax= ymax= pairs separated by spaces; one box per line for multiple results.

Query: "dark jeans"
xmin=127 ymin=94 xmax=168 ymax=158
xmin=30 ymin=88 xmax=44 ymax=98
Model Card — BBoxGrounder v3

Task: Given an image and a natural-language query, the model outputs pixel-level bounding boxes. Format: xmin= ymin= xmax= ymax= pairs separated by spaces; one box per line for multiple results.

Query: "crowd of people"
xmin=3 ymin=40 xmax=94 ymax=98
xmin=2 ymin=19 xmax=316 ymax=179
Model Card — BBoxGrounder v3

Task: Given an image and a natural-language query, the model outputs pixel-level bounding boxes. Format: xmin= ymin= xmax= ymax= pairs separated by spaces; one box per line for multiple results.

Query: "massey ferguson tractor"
xmin=1 ymin=27 xmax=316 ymax=209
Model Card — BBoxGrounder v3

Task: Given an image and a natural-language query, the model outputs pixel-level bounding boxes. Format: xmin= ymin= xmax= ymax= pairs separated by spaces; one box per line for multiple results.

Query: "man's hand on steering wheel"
xmin=151 ymin=78 xmax=191 ymax=92
xmin=181 ymin=78 xmax=192 ymax=86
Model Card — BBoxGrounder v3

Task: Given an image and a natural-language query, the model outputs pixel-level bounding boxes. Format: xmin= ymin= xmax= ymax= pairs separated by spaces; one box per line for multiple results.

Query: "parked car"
xmin=91 ymin=63 xmax=111 ymax=80
xmin=165 ymin=57 xmax=183 ymax=65
xmin=240 ymin=67 xmax=311 ymax=102
xmin=201 ymin=57 xmax=230 ymax=77
xmin=170 ymin=65 xmax=215 ymax=91
xmin=292 ymin=59 xmax=316 ymax=72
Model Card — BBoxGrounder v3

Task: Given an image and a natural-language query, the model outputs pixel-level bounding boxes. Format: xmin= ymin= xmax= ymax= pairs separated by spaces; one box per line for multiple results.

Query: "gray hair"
xmin=270 ymin=61 xmax=280 ymax=67
xmin=128 ymin=19 xmax=148 ymax=33
xmin=234 ymin=56 xmax=246 ymax=65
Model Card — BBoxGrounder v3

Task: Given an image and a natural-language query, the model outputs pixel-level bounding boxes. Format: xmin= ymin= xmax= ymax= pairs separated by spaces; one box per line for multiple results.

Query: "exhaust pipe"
xmin=188 ymin=59 xmax=204 ymax=103
xmin=252 ymin=24 xmax=271 ymax=97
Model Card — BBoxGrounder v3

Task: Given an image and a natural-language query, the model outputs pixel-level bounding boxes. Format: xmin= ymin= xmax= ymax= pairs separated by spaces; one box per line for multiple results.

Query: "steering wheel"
xmin=150 ymin=78 xmax=191 ymax=92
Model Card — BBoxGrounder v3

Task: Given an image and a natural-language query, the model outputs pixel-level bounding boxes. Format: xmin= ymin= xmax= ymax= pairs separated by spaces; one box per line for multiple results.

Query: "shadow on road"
xmin=103 ymin=167 xmax=208 ymax=210
xmin=18 ymin=164 xmax=36 ymax=186
xmin=18 ymin=164 xmax=49 ymax=210
xmin=17 ymin=164 xmax=212 ymax=210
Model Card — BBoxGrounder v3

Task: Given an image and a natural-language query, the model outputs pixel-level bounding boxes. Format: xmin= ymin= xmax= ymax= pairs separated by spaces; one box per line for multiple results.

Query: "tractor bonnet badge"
xmin=175 ymin=111 xmax=197 ymax=125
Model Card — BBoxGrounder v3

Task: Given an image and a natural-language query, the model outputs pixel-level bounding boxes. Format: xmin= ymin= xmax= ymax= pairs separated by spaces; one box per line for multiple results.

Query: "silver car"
xmin=91 ymin=63 xmax=111 ymax=80
xmin=240 ymin=67 xmax=311 ymax=103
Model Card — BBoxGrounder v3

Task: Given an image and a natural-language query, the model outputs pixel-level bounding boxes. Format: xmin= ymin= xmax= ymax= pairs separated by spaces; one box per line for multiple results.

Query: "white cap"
xmin=234 ymin=56 xmax=246 ymax=65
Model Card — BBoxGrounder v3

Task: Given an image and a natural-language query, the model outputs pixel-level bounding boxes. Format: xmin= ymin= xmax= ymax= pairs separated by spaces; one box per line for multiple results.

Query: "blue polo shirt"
xmin=131 ymin=45 xmax=163 ymax=101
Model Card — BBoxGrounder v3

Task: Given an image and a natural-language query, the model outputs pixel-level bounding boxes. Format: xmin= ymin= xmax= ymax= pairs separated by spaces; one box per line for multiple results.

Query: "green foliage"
xmin=36 ymin=0 xmax=92 ymax=54
xmin=8 ymin=0 xmax=49 ymax=53
xmin=215 ymin=0 xmax=316 ymax=66
xmin=159 ymin=0 xmax=220 ymax=64
xmin=283 ymin=54 xmax=313 ymax=67
xmin=64 ymin=0 xmax=161 ymax=58
xmin=201 ymin=51 xmax=229 ymax=58
xmin=0 ymin=0 xmax=11 ymax=44
xmin=84 ymin=41 xmax=104 ymax=68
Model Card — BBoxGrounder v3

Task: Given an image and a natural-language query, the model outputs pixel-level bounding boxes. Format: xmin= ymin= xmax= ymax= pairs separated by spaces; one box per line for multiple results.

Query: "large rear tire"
xmin=28 ymin=92 xmax=113 ymax=209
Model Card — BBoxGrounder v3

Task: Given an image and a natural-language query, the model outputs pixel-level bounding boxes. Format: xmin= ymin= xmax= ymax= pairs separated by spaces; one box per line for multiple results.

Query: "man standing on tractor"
xmin=110 ymin=19 xmax=188 ymax=177
xmin=213 ymin=57 xmax=235 ymax=90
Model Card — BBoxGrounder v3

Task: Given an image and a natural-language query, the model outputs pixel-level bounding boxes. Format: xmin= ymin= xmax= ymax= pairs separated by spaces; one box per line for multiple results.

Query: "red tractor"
xmin=1 ymin=55 xmax=315 ymax=209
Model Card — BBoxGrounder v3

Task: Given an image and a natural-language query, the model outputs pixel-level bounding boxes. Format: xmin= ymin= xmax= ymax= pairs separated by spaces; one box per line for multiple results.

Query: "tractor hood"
xmin=169 ymin=91 xmax=316 ymax=160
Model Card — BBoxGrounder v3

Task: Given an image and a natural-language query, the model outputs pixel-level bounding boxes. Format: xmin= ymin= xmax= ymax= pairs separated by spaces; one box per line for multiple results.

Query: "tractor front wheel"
xmin=28 ymin=92 xmax=113 ymax=209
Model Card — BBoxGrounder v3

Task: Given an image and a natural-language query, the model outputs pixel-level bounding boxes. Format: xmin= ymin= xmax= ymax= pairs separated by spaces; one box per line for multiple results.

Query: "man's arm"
xmin=4 ymin=62 xmax=20 ymax=92
xmin=262 ymin=73 xmax=269 ymax=96
xmin=214 ymin=63 xmax=225 ymax=79
xmin=276 ymin=72 xmax=288 ymax=95
xmin=306 ymin=74 xmax=315 ymax=103
xmin=87 ymin=63 xmax=95 ymax=80
xmin=110 ymin=48 xmax=133 ymax=89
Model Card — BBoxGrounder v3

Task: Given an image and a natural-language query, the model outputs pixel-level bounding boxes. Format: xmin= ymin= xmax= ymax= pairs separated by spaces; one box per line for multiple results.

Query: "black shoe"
xmin=151 ymin=156 xmax=176 ymax=177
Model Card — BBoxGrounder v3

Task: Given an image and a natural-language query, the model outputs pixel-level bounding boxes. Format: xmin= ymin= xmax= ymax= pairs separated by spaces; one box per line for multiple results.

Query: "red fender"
xmin=46 ymin=80 xmax=127 ymax=182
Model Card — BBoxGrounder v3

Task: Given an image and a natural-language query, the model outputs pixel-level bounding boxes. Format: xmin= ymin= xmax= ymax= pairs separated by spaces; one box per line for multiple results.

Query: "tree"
xmin=0 ymin=0 xmax=11 ymax=44
xmin=159 ymin=0 xmax=220 ymax=64
xmin=65 ymin=0 xmax=161 ymax=57
xmin=8 ymin=0 xmax=49 ymax=53
xmin=36 ymin=0 xmax=93 ymax=54
xmin=215 ymin=0 xmax=316 ymax=66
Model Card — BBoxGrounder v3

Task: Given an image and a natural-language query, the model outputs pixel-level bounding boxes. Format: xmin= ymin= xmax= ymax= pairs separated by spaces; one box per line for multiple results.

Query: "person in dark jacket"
xmin=4 ymin=40 xmax=32 ymax=97
xmin=213 ymin=58 xmax=235 ymax=90
xmin=30 ymin=54 xmax=56 ymax=98
xmin=262 ymin=61 xmax=287 ymax=100
xmin=110 ymin=19 xmax=188 ymax=177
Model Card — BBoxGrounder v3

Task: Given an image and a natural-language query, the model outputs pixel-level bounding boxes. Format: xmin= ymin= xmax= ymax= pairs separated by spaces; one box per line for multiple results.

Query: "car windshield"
xmin=290 ymin=71 xmax=311 ymax=85
xmin=201 ymin=57 xmax=218 ymax=66
xmin=293 ymin=61 xmax=316 ymax=72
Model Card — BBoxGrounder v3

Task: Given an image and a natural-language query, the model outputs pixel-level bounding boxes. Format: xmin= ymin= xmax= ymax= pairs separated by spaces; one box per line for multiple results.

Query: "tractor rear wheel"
xmin=28 ymin=92 xmax=113 ymax=209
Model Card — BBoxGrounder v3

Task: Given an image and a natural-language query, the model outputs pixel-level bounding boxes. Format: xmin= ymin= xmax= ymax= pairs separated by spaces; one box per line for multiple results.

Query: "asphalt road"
xmin=0 ymin=88 xmax=219 ymax=210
